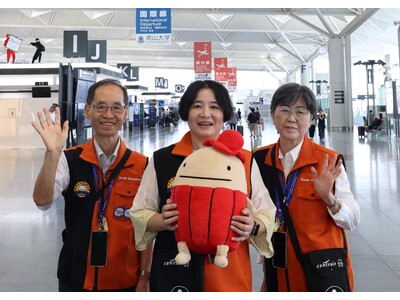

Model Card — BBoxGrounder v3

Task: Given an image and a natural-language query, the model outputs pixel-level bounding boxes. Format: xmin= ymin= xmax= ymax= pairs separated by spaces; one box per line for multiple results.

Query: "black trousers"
xmin=318 ymin=124 xmax=325 ymax=139
xmin=32 ymin=51 xmax=42 ymax=63
xmin=309 ymin=125 xmax=316 ymax=138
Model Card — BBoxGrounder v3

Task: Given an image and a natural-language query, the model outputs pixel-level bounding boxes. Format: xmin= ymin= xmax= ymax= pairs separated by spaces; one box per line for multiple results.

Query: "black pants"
xmin=318 ymin=124 xmax=325 ymax=139
xmin=32 ymin=51 xmax=42 ymax=63
xmin=229 ymin=123 xmax=237 ymax=130
xmin=309 ymin=125 xmax=316 ymax=138
xmin=59 ymin=280 xmax=135 ymax=292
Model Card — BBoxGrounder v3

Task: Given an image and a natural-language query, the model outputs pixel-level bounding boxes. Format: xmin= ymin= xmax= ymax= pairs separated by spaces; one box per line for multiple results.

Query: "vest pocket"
xmin=113 ymin=180 xmax=140 ymax=219
xmin=292 ymin=182 xmax=327 ymax=225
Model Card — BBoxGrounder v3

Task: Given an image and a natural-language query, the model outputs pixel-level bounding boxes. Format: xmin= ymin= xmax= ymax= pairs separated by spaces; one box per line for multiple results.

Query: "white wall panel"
xmin=0 ymin=98 xmax=56 ymax=149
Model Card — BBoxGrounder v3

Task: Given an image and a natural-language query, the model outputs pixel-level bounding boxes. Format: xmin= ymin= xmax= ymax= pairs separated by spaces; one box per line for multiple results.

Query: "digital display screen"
xmin=32 ymin=86 xmax=51 ymax=98
xmin=75 ymin=79 xmax=94 ymax=127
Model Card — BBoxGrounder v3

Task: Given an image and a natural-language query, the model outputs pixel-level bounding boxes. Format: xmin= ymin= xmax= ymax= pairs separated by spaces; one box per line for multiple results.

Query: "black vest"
xmin=58 ymin=147 xmax=97 ymax=289
xmin=150 ymin=144 xmax=204 ymax=291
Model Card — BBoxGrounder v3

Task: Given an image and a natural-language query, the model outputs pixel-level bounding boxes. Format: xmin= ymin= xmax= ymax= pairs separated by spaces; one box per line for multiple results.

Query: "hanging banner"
xmin=194 ymin=41 xmax=212 ymax=79
xmin=227 ymin=67 xmax=237 ymax=87
xmin=214 ymin=57 xmax=228 ymax=82
xmin=136 ymin=8 xmax=171 ymax=45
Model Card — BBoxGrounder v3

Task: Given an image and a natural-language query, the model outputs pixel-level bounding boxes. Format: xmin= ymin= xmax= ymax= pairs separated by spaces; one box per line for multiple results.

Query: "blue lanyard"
xmin=275 ymin=169 xmax=300 ymax=222
xmin=92 ymin=165 xmax=114 ymax=229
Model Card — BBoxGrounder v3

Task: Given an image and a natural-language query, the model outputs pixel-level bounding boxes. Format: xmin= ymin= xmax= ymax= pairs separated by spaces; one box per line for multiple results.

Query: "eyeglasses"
xmin=89 ymin=104 xmax=126 ymax=115
xmin=275 ymin=106 xmax=310 ymax=119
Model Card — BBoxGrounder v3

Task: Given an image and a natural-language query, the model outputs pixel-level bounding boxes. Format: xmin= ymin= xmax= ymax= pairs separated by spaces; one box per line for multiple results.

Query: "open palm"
xmin=31 ymin=107 xmax=69 ymax=152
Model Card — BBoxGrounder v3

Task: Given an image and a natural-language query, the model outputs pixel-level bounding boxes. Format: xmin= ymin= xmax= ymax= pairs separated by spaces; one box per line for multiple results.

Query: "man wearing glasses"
xmin=31 ymin=79 xmax=152 ymax=292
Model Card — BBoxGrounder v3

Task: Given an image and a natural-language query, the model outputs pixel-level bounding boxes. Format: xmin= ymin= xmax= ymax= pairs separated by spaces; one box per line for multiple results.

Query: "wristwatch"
xmin=139 ymin=269 xmax=151 ymax=279
xmin=251 ymin=220 xmax=260 ymax=236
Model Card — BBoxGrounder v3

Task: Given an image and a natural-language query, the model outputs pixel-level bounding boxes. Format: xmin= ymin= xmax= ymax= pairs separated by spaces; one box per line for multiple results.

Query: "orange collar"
xmin=171 ymin=131 xmax=194 ymax=157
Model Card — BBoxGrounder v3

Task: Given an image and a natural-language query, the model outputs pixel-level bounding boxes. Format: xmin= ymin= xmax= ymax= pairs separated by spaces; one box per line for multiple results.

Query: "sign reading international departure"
xmin=194 ymin=41 xmax=212 ymax=80
xmin=136 ymin=8 xmax=171 ymax=45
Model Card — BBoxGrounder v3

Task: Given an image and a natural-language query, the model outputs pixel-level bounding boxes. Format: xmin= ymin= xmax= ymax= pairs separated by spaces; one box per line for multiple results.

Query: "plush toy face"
xmin=173 ymin=146 xmax=247 ymax=194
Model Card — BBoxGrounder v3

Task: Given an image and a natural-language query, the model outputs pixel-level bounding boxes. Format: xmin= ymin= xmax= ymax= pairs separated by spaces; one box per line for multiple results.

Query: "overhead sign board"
xmin=136 ymin=8 xmax=171 ymax=45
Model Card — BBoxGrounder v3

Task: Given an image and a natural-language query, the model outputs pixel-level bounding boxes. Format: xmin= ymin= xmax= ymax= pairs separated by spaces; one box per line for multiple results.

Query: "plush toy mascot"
xmin=171 ymin=130 xmax=248 ymax=268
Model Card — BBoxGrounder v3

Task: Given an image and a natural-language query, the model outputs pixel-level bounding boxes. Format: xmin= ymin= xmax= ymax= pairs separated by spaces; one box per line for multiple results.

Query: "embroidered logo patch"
xmin=166 ymin=177 xmax=175 ymax=197
xmin=74 ymin=181 xmax=90 ymax=198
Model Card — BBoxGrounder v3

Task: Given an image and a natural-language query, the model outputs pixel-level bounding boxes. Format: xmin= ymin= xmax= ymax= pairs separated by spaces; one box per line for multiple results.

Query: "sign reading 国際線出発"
xmin=136 ymin=8 xmax=171 ymax=45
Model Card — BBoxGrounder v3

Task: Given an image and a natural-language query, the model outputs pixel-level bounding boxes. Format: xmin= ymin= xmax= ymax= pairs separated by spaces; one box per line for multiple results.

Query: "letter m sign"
xmin=155 ymin=77 xmax=168 ymax=89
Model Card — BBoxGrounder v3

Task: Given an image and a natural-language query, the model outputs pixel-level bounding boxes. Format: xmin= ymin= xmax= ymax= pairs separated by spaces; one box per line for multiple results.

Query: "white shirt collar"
xmin=93 ymin=138 xmax=120 ymax=175
xmin=278 ymin=139 xmax=304 ymax=179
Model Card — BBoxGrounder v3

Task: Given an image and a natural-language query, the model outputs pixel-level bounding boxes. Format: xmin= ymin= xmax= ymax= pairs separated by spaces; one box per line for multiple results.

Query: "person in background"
xmin=31 ymin=79 xmax=152 ymax=292
xmin=316 ymin=109 xmax=327 ymax=142
xmin=228 ymin=106 xmax=239 ymax=130
xmin=159 ymin=108 xmax=166 ymax=128
xmin=247 ymin=107 xmax=258 ymax=138
xmin=237 ymin=108 xmax=242 ymax=123
xmin=253 ymin=82 xmax=360 ymax=291
xmin=308 ymin=115 xmax=316 ymax=140
xmin=30 ymin=38 xmax=45 ymax=63
xmin=130 ymin=80 xmax=276 ymax=292
xmin=49 ymin=103 xmax=59 ymax=123
xmin=255 ymin=108 xmax=261 ymax=124
xmin=364 ymin=113 xmax=383 ymax=133
xmin=4 ymin=34 xmax=16 ymax=63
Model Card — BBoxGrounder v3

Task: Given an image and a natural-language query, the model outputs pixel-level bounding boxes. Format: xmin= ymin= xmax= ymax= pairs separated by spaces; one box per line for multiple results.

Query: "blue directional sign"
xmin=136 ymin=8 xmax=171 ymax=44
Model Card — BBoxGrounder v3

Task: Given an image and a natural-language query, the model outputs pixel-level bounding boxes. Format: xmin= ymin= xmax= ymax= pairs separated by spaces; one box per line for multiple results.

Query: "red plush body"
xmin=172 ymin=185 xmax=246 ymax=254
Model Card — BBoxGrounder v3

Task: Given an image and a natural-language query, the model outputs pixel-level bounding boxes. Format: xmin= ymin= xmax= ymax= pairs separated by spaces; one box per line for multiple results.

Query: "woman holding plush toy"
xmin=130 ymin=80 xmax=276 ymax=292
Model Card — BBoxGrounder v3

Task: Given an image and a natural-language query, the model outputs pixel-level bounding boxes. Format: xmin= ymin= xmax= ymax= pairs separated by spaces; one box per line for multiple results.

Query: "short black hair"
xmin=86 ymin=78 xmax=128 ymax=106
xmin=270 ymin=82 xmax=317 ymax=118
xmin=178 ymin=80 xmax=233 ymax=122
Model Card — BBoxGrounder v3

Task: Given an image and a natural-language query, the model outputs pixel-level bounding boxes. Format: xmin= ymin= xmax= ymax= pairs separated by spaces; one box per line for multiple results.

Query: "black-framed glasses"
xmin=89 ymin=104 xmax=126 ymax=115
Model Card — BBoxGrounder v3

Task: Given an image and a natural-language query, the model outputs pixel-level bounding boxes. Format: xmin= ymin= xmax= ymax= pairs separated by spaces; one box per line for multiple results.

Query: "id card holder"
xmin=90 ymin=230 xmax=108 ymax=267
xmin=272 ymin=231 xmax=287 ymax=269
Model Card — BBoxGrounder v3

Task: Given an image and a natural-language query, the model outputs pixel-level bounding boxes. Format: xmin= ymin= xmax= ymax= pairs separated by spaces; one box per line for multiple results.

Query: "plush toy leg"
xmin=175 ymin=241 xmax=191 ymax=265
xmin=214 ymin=245 xmax=229 ymax=268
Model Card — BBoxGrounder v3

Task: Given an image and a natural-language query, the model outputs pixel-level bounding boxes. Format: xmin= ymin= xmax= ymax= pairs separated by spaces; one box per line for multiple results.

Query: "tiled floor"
xmin=1 ymin=120 xmax=400 ymax=292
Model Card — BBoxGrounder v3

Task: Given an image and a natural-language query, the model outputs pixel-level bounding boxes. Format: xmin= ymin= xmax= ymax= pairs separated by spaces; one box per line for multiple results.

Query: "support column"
xmin=286 ymin=73 xmax=294 ymax=83
xmin=300 ymin=62 xmax=311 ymax=87
xmin=328 ymin=38 xmax=347 ymax=131
xmin=344 ymin=34 xmax=354 ymax=131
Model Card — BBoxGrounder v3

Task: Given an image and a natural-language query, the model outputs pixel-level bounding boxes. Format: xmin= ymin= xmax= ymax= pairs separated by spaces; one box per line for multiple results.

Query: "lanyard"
xmin=275 ymin=169 xmax=300 ymax=222
xmin=92 ymin=165 xmax=114 ymax=229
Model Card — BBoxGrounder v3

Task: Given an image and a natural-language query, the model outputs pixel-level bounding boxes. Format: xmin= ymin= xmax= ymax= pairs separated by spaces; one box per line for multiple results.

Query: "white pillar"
xmin=344 ymin=34 xmax=354 ymax=131
xmin=328 ymin=38 xmax=347 ymax=131
xmin=286 ymin=73 xmax=294 ymax=83
xmin=300 ymin=62 xmax=311 ymax=87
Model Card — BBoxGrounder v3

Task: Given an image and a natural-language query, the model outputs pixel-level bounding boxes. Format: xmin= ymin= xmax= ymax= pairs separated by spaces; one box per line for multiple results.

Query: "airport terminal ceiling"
xmin=0 ymin=8 xmax=399 ymax=76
